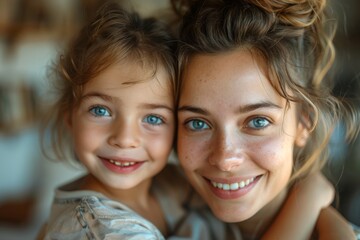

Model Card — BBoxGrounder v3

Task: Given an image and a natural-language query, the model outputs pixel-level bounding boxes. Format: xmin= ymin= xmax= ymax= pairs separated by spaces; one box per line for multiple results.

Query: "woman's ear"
xmin=295 ymin=115 xmax=310 ymax=147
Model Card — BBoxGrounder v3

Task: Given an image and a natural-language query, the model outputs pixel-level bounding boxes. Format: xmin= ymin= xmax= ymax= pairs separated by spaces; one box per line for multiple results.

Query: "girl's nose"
xmin=108 ymin=119 xmax=140 ymax=148
xmin=208 ymin=128 xmax=246 ymax=172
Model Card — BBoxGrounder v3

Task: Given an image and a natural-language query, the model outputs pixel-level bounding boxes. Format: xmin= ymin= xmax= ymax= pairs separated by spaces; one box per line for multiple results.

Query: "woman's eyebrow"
xmin=178 ymin=101 xmax=282 ymax=115
xmin=177 ymin=105 xmax=209 ymax=115
xmin=237 ymin=101 xmax=282 ymax=113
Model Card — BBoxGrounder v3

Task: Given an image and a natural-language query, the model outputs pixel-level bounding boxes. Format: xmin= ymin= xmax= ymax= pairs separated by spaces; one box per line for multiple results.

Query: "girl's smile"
xmin=69 ymin=60 xmax=175 ymax=192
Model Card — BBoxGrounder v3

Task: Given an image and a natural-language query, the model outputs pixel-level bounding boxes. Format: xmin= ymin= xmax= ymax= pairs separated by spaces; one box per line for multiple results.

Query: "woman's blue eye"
xmin=144 ymin=115 xmax=164 ymax=125
xmin=186 ymin=120 xmax=209 ymax=131
xmin=89 ymin=106 xmax=110 ymax=117
xmin=248 ymin=117 xmax=270 ymax=129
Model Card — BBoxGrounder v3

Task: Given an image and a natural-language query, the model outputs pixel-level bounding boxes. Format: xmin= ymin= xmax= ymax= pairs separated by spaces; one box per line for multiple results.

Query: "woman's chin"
xmin=210 ymin=203 xmax=257 ymax=223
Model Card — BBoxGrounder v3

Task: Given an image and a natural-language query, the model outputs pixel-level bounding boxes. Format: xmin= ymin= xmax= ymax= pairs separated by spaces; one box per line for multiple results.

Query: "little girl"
xmin=42 ymin=2 xmax=186 ymax=239
xmin=40 ymin=2 xmax=350 ymax=240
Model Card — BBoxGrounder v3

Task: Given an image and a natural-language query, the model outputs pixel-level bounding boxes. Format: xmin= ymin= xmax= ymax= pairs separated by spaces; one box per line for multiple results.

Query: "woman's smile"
xmin=177 ymin=49 xmax=305 ymax=222
xmin=206 ymin=175 xmax=261 ymax=200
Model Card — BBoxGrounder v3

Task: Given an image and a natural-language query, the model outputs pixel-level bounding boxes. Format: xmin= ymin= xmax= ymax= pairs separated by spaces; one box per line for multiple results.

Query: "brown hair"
xmin=43 ymin=2 xmax=177 ymax=161
xmin=173 ymin=0 xmax=359 ymax=180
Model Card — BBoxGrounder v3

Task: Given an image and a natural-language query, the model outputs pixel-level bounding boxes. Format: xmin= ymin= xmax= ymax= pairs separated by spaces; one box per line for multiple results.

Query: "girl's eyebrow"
xmin=82 ymin=92 xmax=174 ymax=112
xmin=141 ymin=103 xmax=174 ymax=113
xmin=178 ymin=101 xmax=282 ymax=115
xmin=82 ymin=92 xmax=113 ymax=102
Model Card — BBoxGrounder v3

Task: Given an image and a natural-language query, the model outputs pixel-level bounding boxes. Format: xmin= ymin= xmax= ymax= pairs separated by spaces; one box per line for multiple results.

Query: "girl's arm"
xmin=261 ymin=172 xmax=334 ymax=240
xmin=316 ymin=206 xmax=356 ymax=240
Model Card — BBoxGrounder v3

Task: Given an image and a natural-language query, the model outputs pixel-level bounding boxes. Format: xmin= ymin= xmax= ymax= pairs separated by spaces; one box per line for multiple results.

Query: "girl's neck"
xmin=81 ymin=174 xmax=152 ymax=208
xmin=77 ymin=174 xmax=168 ymax=235
xmin=237 ymin=187 xmax=289 ymax=240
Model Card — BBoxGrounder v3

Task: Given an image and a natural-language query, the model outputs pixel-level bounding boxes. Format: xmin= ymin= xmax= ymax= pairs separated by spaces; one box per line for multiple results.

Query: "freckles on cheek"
xmin=182 ymin=139 xmax=210 ymax=170
xmin=178 ymin=141 xmax=199 ymax=170
xmin=253 ymin=138 xmax=291 ymax=170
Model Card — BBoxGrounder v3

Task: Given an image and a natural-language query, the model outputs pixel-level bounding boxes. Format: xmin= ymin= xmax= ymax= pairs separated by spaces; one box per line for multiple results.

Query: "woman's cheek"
xmin=250 ymin=136 xmax=294 ymax=171
xmin=178 ymin=139 xmax=194 ymax=169
xmin=178 ymin=135 xmax=204 ymax=169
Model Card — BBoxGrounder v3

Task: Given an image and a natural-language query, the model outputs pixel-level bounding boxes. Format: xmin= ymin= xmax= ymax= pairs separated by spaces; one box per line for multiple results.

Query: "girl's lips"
xmin=100 ymin=157 xmax=144 ymax=174
xmin=205 ymin=175 xmax=262 ymax=200
xmin=108 ymin=158 xmax=136 ymax=167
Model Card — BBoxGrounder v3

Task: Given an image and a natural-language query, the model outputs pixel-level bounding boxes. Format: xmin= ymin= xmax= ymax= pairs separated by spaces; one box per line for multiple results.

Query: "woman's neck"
xmin=237 ymin=187 xmax=289 ymax=240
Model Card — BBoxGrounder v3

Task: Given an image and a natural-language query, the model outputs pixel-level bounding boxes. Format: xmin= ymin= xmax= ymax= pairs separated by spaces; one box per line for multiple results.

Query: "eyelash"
xmin=245 ymin=116 xmax=271 ymax=130
xmin=89 ymin=105 xmax=111 ymax=117
xmin=184 ymin=119 xmax=210 ymax=131
xmin=184 ymin=116 xmax=271 ymax=132
xmin=87 ymin=105 xmax=166 ymax=127
xmin=143 ymin=114 xmax=165 ymax=126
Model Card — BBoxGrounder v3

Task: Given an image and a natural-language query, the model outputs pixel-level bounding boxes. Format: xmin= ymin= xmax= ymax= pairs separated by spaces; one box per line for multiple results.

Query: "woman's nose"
xmin=108 ymin=119 xmax=140 ymax=148
xmin=208 ymin=128 xmax=245 ymax=171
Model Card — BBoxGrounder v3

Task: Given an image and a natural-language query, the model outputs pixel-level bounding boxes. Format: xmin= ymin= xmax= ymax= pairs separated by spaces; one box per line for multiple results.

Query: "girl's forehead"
xmin=87 ymin=58 xmax=168 ymax=84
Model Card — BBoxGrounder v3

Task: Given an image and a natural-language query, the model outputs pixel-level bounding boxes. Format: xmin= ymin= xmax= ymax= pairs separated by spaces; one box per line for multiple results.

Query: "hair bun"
xmin=250 ymin=0 xmax=326 ymax=28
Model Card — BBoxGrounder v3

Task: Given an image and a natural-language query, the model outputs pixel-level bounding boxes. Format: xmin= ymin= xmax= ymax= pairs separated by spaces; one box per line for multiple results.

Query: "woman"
xmin=174 ymin=0 xmax=359 ymax=239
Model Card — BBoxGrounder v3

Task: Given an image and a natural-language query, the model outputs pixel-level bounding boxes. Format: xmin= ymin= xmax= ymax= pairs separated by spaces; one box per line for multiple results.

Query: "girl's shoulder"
xmin=351 ymin=223 xmax=360 ymax=240
xmin=46 ymin=194 xmax=165 ymax=239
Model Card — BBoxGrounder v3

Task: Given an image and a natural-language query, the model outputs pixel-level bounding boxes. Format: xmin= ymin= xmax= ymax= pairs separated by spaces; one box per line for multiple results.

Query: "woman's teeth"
xmin=211 ymin=177 xmax=255 ymax=191
xmin=108 ymin=159 xmax=136 ymax=167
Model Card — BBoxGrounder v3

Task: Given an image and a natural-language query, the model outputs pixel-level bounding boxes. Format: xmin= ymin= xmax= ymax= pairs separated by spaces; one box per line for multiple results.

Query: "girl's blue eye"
xmin=144 ymin=115 xmax=164 ymax=125
xmin=89 ymin=106 xmax=110 ymax=117
xmin=186 ymin=120 xmax=209 ymax=131
xmin=248 ymin=117 xmax=270 ymax=129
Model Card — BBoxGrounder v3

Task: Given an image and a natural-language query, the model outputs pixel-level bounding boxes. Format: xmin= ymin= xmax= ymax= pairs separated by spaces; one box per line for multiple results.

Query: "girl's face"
xmin=68 ymin=60 xmax=175 ymax=191
xmin=177 ymin=49 xmax=307 ymax=222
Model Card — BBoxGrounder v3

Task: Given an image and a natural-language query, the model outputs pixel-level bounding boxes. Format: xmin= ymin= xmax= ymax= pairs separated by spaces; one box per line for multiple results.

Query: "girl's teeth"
xmin=108 ymin=159 xmax=136 ymax=167
xmin=211 ymin=177 xmax=255 ymax=191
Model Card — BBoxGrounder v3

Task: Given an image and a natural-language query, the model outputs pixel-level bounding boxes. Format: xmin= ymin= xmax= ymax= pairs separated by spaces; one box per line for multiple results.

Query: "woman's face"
xmin=177 ymin=49 xmax=307 ymax=222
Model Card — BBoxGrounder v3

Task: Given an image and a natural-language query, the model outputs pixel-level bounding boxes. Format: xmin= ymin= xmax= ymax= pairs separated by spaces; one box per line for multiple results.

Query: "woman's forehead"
xmin=182 ymin=50 xmax=272 ymax=91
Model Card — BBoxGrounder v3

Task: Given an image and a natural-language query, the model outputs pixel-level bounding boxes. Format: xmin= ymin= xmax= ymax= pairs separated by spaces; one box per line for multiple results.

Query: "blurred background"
xmin=0 ymin=0 xmax=359 ymax=239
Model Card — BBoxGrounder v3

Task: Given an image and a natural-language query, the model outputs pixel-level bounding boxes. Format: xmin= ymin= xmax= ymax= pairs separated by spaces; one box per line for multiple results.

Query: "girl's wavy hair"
xmin=172 ymin=0 xmax=359 ymax=181
xmin=42 ymin=2 xmax=177 ymax=161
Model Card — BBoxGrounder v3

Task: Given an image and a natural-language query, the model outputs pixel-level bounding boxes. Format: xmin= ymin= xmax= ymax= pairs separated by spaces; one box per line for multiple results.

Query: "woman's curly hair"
xmin=172 ymin=0 xmax=359 ymax=181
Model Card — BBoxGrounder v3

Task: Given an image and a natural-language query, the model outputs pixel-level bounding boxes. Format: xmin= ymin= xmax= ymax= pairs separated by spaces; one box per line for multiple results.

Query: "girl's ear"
xmin=64 ymin=111 xmax=73 ymax=129
xmin=295 ymin=115 xmax=310 ymax=147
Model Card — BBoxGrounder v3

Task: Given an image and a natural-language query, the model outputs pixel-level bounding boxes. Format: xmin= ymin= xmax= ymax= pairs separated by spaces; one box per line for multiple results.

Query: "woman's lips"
xmin=206 ymin=175 xmax=262 ymax=200
xmin=210 ymin=177 xmax=255 ymax=190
